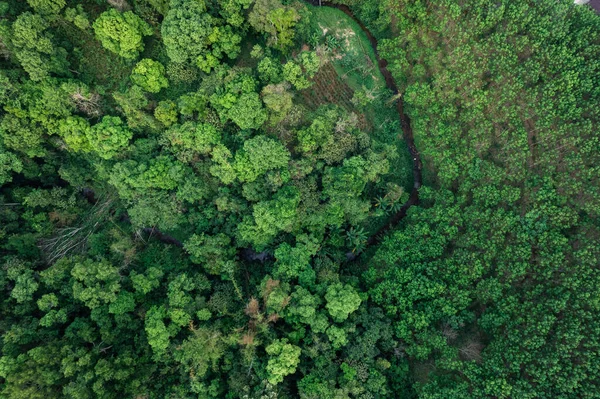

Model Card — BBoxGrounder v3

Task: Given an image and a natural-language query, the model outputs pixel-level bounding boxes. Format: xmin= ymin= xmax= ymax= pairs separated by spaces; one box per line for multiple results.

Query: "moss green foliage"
xmin=0 ymin=0 xmax=599 ymax=398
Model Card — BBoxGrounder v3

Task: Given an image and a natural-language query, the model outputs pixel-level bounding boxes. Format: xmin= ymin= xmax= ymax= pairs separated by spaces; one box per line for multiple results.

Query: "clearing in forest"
xmin=302 ymin=5 xmax=414 ymax=200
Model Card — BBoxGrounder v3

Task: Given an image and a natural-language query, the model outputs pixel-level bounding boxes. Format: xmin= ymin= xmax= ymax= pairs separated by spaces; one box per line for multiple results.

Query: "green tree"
xmin=71 ymin=258 xmax=121 ymax=310
xmin=127 ymin=193 xmax=184 ymax=230
xmin=113 ymin=85 xmax=160 ymax=131
xmin=325 ymin=283 xmax=361 ymax=322
xmin=261 ymin=82 xmax=293 ymax=123
xmin=239 ymin=185 xmax=300 ymax=248
xmin=177 ymin=91 xmax=208 ymax=117
xmin=162 ymin=0 xmax=241 ymax=64
xmin=265 ymin=339 xmax=301 ymax=385
xmin=249 ymin=0 xmax=300 ymax=51
xmin=184 ymin=233 xmax=236 ymax=275
xmin=130 ymin=59 xmax=168 ymax=93
xmin=174 ymin=327 xmax=226 ymax=379
xmin=233 ymin=136 xmax=290 ymax=183
xmin=145 ymin=0 xmax=169 ymax=15
xmin=274 ymin=237 xmax=319 ymax=280
xmin=88 ymin=116 xmax=133 ymax=159
xmin=0 ymin=115 xmax=46 ymax=157
xmin=285 ymin=286 xmax=320 ymax=325
xmin=26 ymin=0 xmax=65 ymax=15
xmin=6 ymin=12 xmax=68 ymax=81
xmin=164 ymin=121 xmax=221 ymax=155
xmin=257 ymin=56 xmax=282 ymax=84
xmin=0 ymin=346 xmax=64 ymax=399
xmin=64 ymin=5 xmax=90 ymax=30
xmin=93 ymin=9 xmax=152 ymax=59
xmin=227 ymin=92 xmax=267 ymax=130
xmin=297 ymin=110 xmax=335 ymax=154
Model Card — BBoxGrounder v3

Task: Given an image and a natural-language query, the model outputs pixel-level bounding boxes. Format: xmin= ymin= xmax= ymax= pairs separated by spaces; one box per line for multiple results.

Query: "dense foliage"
xmin=0 ymin=0 xmax=599 ymax=398
xmin=369 ymin=0 xmax=600 ymax=397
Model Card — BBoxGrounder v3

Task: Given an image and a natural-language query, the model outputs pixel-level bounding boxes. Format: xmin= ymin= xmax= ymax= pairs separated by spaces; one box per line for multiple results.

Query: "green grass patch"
xmin=306 ymin=4 xmax=385 ymax=93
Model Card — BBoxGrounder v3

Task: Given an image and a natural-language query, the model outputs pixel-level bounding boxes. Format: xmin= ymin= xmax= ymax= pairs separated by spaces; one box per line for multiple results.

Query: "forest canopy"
xmin=0 ymin=0 xmax=599 ymax=398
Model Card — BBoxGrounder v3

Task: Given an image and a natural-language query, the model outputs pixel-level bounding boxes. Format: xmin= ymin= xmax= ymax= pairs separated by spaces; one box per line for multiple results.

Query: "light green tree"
xmin=7 ymin=12 xmax=68 ymax=81
xmin=162 ymin=0 xmax=241 ymax=64
xmin=233 ymin=136 xmax=290 ymax=182
xmin=64 ymin=5 xmax=90 ymax=30
xmin=0 ymin=147 xmax=23 ymax=185
xmin=26 ymin=0 xmax=65 ymax=15
xmin=87 ymin=116 xmax=133 ymax=159
xmin=227 ymin=92 xmax=267 ymax=130
xmin=145 ymin=305 xmax=171 ymax=357
xmin=326 ymin=325 xmax=348 ymax=349
xmin=154 ymin=100 xmax=178 ymax=126
xmin=325 ymin=283 xmax=362 ymax=322
xmin=70 ymin=258 xmax=121 ymax=310
xmin=92 ymin=9 xmax=152 ymax=59
xmin=131 ymin=59 xmax=168 ymax=93
xmin=249 ymin=0 xmax=300 ymax=51
xmin=57 ymin=116 xmax=93 ymax=153
xmin=265 ymin=339 xmax=301 ymax=385
xmin=299 ymin=51 xmax=320 ymax=77
xmin=283 ymin=61 xmax=311 ymax=90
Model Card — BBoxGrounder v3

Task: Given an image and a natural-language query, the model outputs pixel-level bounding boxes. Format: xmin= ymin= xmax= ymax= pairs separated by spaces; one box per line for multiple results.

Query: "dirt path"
xmin=307 ymin=1 xmax=423 ymax=246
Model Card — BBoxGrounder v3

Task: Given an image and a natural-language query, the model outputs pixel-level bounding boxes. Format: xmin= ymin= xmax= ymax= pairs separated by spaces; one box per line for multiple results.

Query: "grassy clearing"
xmin=306 ymin=5 xmax=384 ymax=92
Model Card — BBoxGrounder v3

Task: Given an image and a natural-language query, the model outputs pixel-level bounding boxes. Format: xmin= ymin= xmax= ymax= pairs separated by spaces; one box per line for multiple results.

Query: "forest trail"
xmin=306 ymin=1 xmax=423 ymax=246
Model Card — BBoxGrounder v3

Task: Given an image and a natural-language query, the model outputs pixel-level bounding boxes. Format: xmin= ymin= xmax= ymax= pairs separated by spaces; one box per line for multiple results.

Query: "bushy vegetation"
xmin=366 ymin=0 xmax=600 ymax=397
xmin=0 ymin=0 xmax=599 ymax=398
